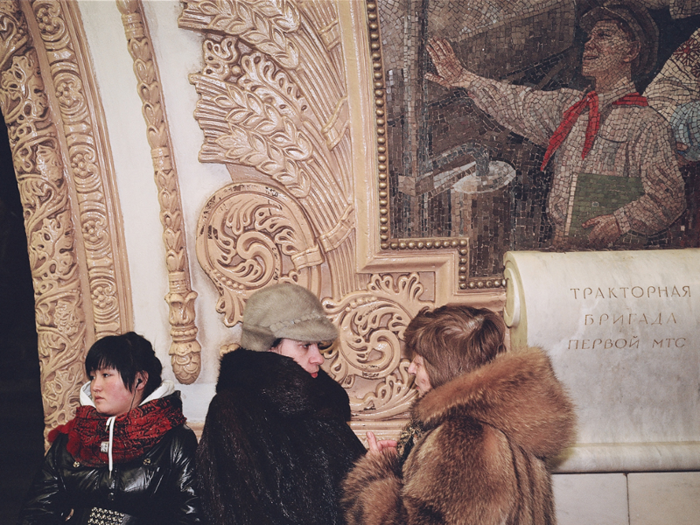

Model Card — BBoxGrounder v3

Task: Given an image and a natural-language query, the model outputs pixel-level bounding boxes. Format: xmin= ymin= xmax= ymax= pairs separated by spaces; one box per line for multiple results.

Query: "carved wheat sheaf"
xmin=194 ymin=52 xmax=314 ymax=197
xmin=0 ymin=2 xmax=86 ymax=439
xmin=117 ymin=0 xmax=201 ymax=384
xmin=180 ymin=0 xmax=358 ymax=300
xmin=182 ymin=0 xmax=431 ymax=422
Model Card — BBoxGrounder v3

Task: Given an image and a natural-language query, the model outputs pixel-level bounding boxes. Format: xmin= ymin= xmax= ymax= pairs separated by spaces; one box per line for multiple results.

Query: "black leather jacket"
xmin=18 ymin=424 xmax=201 ymax=524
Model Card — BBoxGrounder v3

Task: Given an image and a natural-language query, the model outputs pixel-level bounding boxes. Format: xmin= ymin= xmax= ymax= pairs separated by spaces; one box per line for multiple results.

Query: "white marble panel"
xmin=629 ymin=472 xmax=700 ymax=525
xmin=504 ymin=249 xmax=700 ymax=471
xmin=553 ymin=473 xmax=628 ymax=525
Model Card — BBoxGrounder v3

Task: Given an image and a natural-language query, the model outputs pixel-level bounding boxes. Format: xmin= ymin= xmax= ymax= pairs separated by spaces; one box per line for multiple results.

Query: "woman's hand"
xmin=366 ymin=431 xmax=398 ymax=456
xmin=426 ymin=38 xmax=476 ymax=90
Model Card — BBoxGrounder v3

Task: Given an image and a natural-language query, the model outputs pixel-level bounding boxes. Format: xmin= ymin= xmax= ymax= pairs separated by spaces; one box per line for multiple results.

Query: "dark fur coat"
xmin=342 ymin=347 xmax=576 ymax=525
xmin=197 ymin=349 xmax=366 ymax=525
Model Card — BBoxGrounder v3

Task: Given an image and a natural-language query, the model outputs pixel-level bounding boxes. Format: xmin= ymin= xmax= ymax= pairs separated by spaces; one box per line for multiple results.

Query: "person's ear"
xmin=625 ymin=40 xmax=641 ymax=63
xmin=135 ymin=372 xmax=148 ymax=390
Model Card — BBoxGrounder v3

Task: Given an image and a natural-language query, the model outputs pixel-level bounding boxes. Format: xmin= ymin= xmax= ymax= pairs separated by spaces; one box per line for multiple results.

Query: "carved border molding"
xmin=0 ymin=1 xmax=86 ymax=440
xmin=27 ymin=0 xmax=132 ymax=339
xmin=362 ymin=1 xmax=507 ymax=290
xmin=117 ymin=0 xmax=201 ymax=384
xmin=338 ymin=0 xmax=506 ymax=309
xmin=0 ymin=0 xmax=133 ymax=439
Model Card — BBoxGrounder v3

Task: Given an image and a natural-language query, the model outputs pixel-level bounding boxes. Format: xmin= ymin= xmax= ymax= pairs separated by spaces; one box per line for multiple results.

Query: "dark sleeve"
xmin=17 ymin=437 xmax=70 ymax=525
xmin=166 ymin=426 xmax=203 ymax=525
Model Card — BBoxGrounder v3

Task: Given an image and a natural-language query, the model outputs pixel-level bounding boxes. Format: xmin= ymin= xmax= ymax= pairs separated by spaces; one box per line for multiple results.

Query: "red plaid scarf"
xmin=541 ymin=92 xmax=648 ymax=170
xmin=48 ymin=393 xmax=186 ymax=466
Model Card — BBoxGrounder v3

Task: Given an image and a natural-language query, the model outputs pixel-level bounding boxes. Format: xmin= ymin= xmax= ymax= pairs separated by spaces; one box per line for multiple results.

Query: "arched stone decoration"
xmin=0 ymin=0 xmax=132 ymax=441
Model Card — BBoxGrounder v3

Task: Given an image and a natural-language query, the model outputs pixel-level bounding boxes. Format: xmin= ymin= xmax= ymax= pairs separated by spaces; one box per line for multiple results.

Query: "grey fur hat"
xmin=240 ymin=283 xmax=338 ymax=352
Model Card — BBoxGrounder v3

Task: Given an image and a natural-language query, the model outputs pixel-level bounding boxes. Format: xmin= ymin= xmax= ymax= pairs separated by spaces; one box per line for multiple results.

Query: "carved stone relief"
xmin=181 ymin=0 xmax=429 ymax=429
xmin=0 ymin=0 xmax=132 ymax=440
xmin=29 ymin=0 xmax=132 ymax=339
xmin=117 ymin=0 xmax=201 ymax=384
xmin=196 ymin=182 xmax=325 ymax=325
xmin=180 ymin=0 xmax=365 ymax=302
xmin=0 ymin=1 xmax=82 ymax=440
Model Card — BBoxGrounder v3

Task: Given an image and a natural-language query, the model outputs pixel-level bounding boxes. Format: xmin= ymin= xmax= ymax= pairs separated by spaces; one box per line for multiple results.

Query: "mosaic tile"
xmin=376 ymin=0 xmax=700 ymax=278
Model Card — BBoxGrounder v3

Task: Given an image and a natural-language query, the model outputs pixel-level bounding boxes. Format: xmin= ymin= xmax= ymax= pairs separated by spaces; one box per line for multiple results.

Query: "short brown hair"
xmin=403 ymin=305 xmax=506 ymax=388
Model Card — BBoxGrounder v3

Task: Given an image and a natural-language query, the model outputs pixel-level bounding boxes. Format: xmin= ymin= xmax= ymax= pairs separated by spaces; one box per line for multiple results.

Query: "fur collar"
xmin=413 ymin=347 xmax=575 ymax=458
xmin=216 ymin=348 xmax=351 ymax=420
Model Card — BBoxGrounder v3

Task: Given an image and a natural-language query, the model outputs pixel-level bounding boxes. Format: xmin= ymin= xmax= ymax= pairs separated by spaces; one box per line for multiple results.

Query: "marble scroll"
xmin=503 ymin=249 xmax=700 ymax=472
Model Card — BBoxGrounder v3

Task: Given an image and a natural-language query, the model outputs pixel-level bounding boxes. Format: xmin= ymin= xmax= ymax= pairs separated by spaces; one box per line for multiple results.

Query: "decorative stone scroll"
xmin=0 ymin=1 xmax=87 ymax=439
xmin=504 ymin=249 xmax=700 ymax=472
xmin=324 ymin=273 xmax=431 ymax=420
xmin=195 ymin=182 xmax=324 ymax=326
xmin=117 ymin=0 xmax=201 ymax=384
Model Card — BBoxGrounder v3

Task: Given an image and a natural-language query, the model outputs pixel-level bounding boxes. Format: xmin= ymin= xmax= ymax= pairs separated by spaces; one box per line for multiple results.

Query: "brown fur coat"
xmin=342 ymin=347 xmax=576 ymax=525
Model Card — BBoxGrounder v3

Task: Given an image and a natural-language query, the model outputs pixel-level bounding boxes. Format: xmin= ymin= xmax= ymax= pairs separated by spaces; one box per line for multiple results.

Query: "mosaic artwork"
xmin=376 ymin=0 xmax=700 ymax=278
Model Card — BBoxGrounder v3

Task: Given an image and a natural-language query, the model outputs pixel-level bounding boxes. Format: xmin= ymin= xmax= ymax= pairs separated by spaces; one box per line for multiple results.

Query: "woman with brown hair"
xmin=342 ymin=304 xmax=576 ymax=525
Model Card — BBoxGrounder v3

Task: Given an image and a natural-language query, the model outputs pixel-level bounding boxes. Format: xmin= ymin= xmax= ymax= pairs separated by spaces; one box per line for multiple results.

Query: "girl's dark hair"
xmin=85 ymin=332 xmax=163 ymax=399
xmin=403 ymin=305 xmax=506 ymax=389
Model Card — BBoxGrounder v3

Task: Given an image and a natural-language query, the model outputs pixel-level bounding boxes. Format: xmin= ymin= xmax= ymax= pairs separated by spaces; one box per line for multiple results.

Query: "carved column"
xmin=118 ymin=0 xmax=201 ymax=384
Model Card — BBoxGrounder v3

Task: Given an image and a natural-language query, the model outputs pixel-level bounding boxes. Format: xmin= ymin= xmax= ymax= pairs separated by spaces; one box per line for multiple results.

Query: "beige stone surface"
xmin=629 ymin=471 xmax=700 ymax=525
xmin=553 ymin=473 xmax=628 ymax=525
xmin=504 ymin=249 xmax=700 ymax=472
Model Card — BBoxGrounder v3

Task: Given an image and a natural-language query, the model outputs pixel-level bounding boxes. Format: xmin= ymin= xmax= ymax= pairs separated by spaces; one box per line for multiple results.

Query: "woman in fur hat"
xmin=342 ymin=305 xmax=576 ymax=525
xmin=196 ymin=283 xmax=366 ymax=525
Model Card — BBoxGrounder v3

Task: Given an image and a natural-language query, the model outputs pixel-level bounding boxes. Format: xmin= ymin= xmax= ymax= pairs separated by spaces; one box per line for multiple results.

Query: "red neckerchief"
xmin=48 ymin=393 xmax=186 ymax=466
xmin=540 ymin=92 xmax=648 ymax=170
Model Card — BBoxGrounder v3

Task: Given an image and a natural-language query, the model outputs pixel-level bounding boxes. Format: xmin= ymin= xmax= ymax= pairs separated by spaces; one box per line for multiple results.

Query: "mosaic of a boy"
xmin=428 ymin=0 xmax=686 ymax=249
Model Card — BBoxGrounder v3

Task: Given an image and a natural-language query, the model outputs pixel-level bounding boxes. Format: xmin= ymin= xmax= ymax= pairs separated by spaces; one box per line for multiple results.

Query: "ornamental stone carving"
xmin=29 ymin=0 xmax=132 ymax=339
xmin=180 ymin=0 xmax=362 ymax=301
xmin=181 ymin=0 xmax=440 ymax=426
xmin=117 ymin=0 xmax=201 ymax=384
xmin=0 ymin=0 xmax=133 ymax=440
xmin=0 ymin=1 xmax=87 ymax=440
xmin=196 ymin=182 xmax=324 ymax=326
xmin=324 ymin=273 xmax=430 ymax=420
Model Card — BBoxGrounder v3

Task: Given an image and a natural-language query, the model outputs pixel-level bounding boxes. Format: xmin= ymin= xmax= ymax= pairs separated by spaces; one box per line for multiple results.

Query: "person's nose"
xmin=91 ymin=376 xmax=102 ymax=391
xmin=407 ymin=361 xmax=416 ymax=375
xmin=309 ymin=344 xmax=324 ymax=365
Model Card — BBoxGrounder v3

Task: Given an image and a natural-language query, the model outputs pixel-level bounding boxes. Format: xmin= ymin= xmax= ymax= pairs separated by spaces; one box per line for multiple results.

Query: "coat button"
xmin=73 ymin=461 xmax=80 ymax=468
xmin=143 ymin=458 xmax=151 ymax=465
